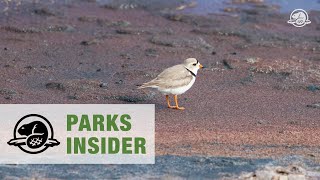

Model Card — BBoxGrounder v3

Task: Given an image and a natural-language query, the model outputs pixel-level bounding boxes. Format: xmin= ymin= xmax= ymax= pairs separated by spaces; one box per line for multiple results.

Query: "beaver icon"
xmin=18 ymin=121 xmax=48 ymax=149
xmin=291 ymin=12 xmax=307 ymax=26
xmin=287 ymin=9 xmax=311 ymax=27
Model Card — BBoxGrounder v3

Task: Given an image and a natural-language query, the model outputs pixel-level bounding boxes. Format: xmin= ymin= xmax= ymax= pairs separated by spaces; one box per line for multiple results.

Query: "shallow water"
xmin=182 ymin=0 xmax=320 ymax=14
xmin=95 ymin=0 xmax=320 ymax=14
xmin=1 ymin=0 xmax=319 ymax=15
xmin=268 ymin=0 xmax=320 ymax=12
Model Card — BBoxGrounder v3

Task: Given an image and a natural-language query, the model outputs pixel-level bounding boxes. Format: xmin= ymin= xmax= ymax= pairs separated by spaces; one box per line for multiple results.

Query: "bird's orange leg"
xmin=166 ymin=95 xmax=175 ymax=109
xmin=174 ymin=95 xmax=185 ymax=110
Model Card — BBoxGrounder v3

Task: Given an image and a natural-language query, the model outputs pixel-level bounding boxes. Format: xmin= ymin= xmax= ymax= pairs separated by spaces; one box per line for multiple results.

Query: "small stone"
xmin=24 ymin=66 xmax=34 ymax=69
xmin=307 ymin=154 xmax=315 ymax=157
xmin=33 ymin=7 xmax=55 ymax=16
xmin=115 ymin=80 xmax=124 ymax=84
xmin=116 ymin=28 xmax=141 ymax=35
xmin=307 ymin=103 xmax=320 ymax=109
xmin=306 ymin=85 xmax=320 ymax=92
xmin=45 ymin=82 xmax=65 ymax=91
xmin=0 ymin=88 xmax=17 ymax=100
xmin=80 ymin=39 xmax=99 ymax=46
xmin=222 ymin=59 xmax=234 ymax=69
xmin=145 ymin=48 xmax=158 ymax=57
xmin=99 ymin=83 xmax=108 ymax=88
xmin=246 ymin=57 xmax=259 ymax=64
xmin=4 ymin=96 xmax=12 ymax=100
xmin=67 ymin=95 xmax=78 ymax=100
xmin=112 ymin=20 xmax=130 ymax=27
xmin=165 ymin=14 xmax=184 ymax=21
xmin=40 ymin=65 xmax=52 ymax=69
xmin=65 ymin=25 xmax=76 ymax=32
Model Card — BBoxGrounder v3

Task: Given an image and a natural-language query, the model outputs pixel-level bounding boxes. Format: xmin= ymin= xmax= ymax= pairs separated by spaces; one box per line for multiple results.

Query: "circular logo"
xmin=287 ymin=9 xmax=311 ymax=27
xmin=7 ymin=114 xmax=60 ymax=154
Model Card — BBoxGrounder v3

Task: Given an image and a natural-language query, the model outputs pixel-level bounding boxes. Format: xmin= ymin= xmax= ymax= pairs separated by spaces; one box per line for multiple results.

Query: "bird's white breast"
xmin=159 ymin=77 xmax=196 ymax=95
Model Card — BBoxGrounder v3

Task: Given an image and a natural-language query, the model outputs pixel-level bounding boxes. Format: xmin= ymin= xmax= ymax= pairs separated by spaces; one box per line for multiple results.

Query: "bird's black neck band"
xmin=185 ymin=68 xmax=196 ymax=77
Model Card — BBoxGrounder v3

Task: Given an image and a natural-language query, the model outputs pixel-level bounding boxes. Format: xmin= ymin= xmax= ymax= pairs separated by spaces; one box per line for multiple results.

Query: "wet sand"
xmin=0 ymin=0 xmax=320 ymax=178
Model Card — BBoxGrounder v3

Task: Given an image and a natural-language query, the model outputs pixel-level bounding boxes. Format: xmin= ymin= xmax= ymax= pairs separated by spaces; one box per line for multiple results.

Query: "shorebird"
xmin=138 ymin=58 xmax=203 ymax=110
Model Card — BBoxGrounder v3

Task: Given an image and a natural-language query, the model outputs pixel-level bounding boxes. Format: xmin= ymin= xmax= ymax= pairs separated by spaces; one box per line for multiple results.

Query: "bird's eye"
xmin=193 ymin=63 xmax=197 ymax=66
xmin=21 ymin=127 xmax=24 ymax=129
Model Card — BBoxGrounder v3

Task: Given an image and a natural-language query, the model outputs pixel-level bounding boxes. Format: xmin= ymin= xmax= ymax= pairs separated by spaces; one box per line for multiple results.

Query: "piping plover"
xmin=138 ymin=58 xmax=203 ymax=110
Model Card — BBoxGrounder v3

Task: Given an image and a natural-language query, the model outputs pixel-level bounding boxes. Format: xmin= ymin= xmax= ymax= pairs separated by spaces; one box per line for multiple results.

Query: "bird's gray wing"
xmin=149 ymin=65 xmax=193 ymax=89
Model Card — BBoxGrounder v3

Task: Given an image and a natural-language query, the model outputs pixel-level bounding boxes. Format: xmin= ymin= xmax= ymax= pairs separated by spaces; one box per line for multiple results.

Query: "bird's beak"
xmin=199 ymin=64 xmax=203 ymax=69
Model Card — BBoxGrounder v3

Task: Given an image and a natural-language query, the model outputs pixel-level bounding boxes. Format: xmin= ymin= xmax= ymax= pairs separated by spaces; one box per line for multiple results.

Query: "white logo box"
xmin=0 ymin=104 xmax=155 ymax=164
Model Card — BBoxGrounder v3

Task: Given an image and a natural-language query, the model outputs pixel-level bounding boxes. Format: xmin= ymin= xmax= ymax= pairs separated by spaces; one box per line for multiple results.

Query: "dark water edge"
xmin=95 ymin=0 xmax=320 ymax=13
xmin=0 ymin=155 xmax=318 ymax=179
xmin=1 ymin=0 xmax=319 ymax=16
xmin=181 ymin=0 xmax=320 ymax=14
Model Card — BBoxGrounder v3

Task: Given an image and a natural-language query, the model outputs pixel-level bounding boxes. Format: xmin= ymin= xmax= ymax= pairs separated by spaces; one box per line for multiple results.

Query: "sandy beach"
xmin=0 ymin=0 xmax=320 ymax=179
